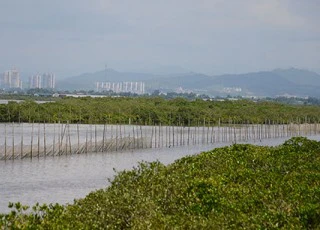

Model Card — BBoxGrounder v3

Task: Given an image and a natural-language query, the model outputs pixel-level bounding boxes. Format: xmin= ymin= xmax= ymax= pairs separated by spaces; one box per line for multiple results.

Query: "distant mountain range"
xmin=56 ymin=68 xmax=320 ymax=97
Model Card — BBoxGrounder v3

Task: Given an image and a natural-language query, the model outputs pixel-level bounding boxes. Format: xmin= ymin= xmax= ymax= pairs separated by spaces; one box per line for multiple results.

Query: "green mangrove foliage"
xmin=1 ymin=97 xmax=320 ymax=125
xmin=1 ymin=137 xmax=320 ymax=229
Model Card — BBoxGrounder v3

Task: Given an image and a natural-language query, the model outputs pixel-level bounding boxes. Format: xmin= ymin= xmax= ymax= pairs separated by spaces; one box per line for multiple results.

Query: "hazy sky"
xmin=0 ymin=0 xmax=319 ymax=77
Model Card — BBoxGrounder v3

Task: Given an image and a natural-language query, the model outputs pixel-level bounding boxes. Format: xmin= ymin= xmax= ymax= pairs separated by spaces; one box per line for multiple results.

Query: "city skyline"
xmin=0 ymin=68 xmax=56 ymax=89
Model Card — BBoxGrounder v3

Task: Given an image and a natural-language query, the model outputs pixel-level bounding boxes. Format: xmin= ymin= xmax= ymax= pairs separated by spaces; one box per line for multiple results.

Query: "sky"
xmin=0 ymin=0 xmax=319 ymax=77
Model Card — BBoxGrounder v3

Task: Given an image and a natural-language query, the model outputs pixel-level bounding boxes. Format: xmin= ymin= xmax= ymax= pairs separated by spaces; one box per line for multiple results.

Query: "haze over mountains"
xmin=57 ymin=68 xmax=320 ymax=98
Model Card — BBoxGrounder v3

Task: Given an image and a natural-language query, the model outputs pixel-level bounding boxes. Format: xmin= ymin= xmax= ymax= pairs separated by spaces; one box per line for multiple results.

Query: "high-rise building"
xmin=96 ymin=81 xmax=145 ymax=94
xmin=41 ymin=73 xmax=55 ymax=89
xmin=29 ymin=73 xmax=55 ymax=89
xmin=29 ymin=75 xmax=42 ymax=88
xmin=0 ymin=69 xmax=22 ymax=89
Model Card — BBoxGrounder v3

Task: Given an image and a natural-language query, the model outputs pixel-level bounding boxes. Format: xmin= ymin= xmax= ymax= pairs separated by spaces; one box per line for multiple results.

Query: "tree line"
xmin=0 ymin=97 xmax=320 ymax=125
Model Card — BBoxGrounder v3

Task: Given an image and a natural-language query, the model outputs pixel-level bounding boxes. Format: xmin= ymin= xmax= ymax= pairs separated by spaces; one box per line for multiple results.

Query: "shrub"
xmin=1 ymin=137 xmax=320 ymax=229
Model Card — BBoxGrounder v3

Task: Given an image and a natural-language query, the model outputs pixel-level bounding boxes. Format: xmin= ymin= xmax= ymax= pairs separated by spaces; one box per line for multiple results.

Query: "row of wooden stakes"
xmin=1 ymin=122 xmax=319 ymax=160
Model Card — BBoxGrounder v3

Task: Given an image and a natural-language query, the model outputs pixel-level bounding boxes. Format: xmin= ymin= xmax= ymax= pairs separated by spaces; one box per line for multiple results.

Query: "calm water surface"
xmin=1 ymin=136 xmax=319 ymax=213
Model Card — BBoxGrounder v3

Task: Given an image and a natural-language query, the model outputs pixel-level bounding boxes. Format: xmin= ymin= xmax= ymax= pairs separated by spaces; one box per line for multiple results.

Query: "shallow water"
xmin=1 ymin=135 xmax=319 ymax=213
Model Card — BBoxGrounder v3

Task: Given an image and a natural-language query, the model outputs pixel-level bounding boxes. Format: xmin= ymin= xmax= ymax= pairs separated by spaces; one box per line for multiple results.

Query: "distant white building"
xmin=96 ymin=81 xmax=145 ymax=94
xmin=0 ymin=68 xmax=22 ymax=89
xmin=29 ymin=73 xmax=55 ymax=89
xmin=223 ymin=87 xmax=242 ymax=93
xmin=42 ymin=73 xmax=55 ymax=89
xmin=29 ymin=75 xmax=41 ymax=88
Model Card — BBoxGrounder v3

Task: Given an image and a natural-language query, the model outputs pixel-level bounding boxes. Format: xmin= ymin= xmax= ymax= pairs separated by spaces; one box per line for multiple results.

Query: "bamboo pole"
xmin=197 ymin=121 xmax=200 ymax=144
xmin=132 ymin=125 xmax=136 ymax=149
xmin=154 ymin=124 xmax=157 ymax=148
xmin=178 ymin=125 xmax=181 ymax=146
xmin=159 ymin=123 xmax=161 ymax=148
xmin=150 ymin=125 xmax=154 ymax=148
xmin=85 ymin=128 xmax=88 ymax=154
xmin=210 ymin=122 xmax=214 ymax=143
xmin=168 ymin=124 xmax=171 ymax=147
xmin=90 ymin=124 xmax=93 ymax=153
xmin=65 ymin=123 xmax=68 ymax=155
xmin=239 ymin=122 xmax=242 ymax=141
xmin=12 ymin=122 xmax=15 ymax=160
xmin=20 ymin=123 xmax=23 ymax=159
xmin=37 ymin=123 xmax=40 ymax=157
xmin=233 ymin=121 xmax=236 ymax=144
xmin=115 ymin=124 xmax=118 ymax=151
xmin=120 ymin=123 xmax=123 ymax=151
xmin=309 ymin=117 xmax=312 ymax=136
xmin=140 ymin=125 xmax=143 ymax=148
xmin=202 ymin=118 xmax=205 ymax=144
xmin=4 ymin=123 xmax=7 ymax=160
xmin=136 ymin=123 xmax=140 ymax=148
xmin=187 ymin=119 xmax=190 ymax=146
xmin=224 ymin=123 xmax=227 ymax=143
xmin=58 ymin=121 xmax=61 ymax=155
xmin=155 ymin=124 xmax=158 ymax=148
xmin=252 ymin=123 xmax=255 ymax=142
xmin=31 ymin=122 xmax=34 ymax=159
xmin=43 ymin=122 xmax=47 ymax=156
xmin=85 ymin=127 xmax=88 ymax=154
xmin=218 ymin=118 xmax=221 ymax=143
xmin=172 ymin=125 xmax=175 ymax=147
xmin=53 ymin=122 xmax=56 ymax=156
xmin=77 ymin=123 xmax=80 ymax=153
xmin=165 ymin=125 xmax=168 ymax=147
xmin=181 ymin=125 xmax=184 ymax=146
xmin=68 ymin=122 xmax=72 ymax=154
xmin=206 ymin=120 xmax=209 ymax=144
xmin=102 ymin=123 xmax=106 ymax=152
xmin=95 ymin=124 xmax=97 ymax=153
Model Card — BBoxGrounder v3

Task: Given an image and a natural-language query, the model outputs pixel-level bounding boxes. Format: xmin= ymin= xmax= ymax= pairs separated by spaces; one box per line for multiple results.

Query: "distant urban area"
xmin=1 ymin=67 xmax=320 ymax=105
xmin=96 ymin=81 xmax=145 ymax=94
xmin=0 ymin=68 xmax=55 ymax=90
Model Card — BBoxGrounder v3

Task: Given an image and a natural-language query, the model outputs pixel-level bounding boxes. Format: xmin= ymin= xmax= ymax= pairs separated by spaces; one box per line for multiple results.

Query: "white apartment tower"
xmin=42 ymin=73 xmax=55 ymax=89
xmin=96 ymin=81 xmax=145 ymax=94
xmin=29 ymin=75 xmax=41 ymax=88
xmin=29 ymin=73 xmax=55 ymax=89
xmin=1 ymin=68 xmax=22 ymax=89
